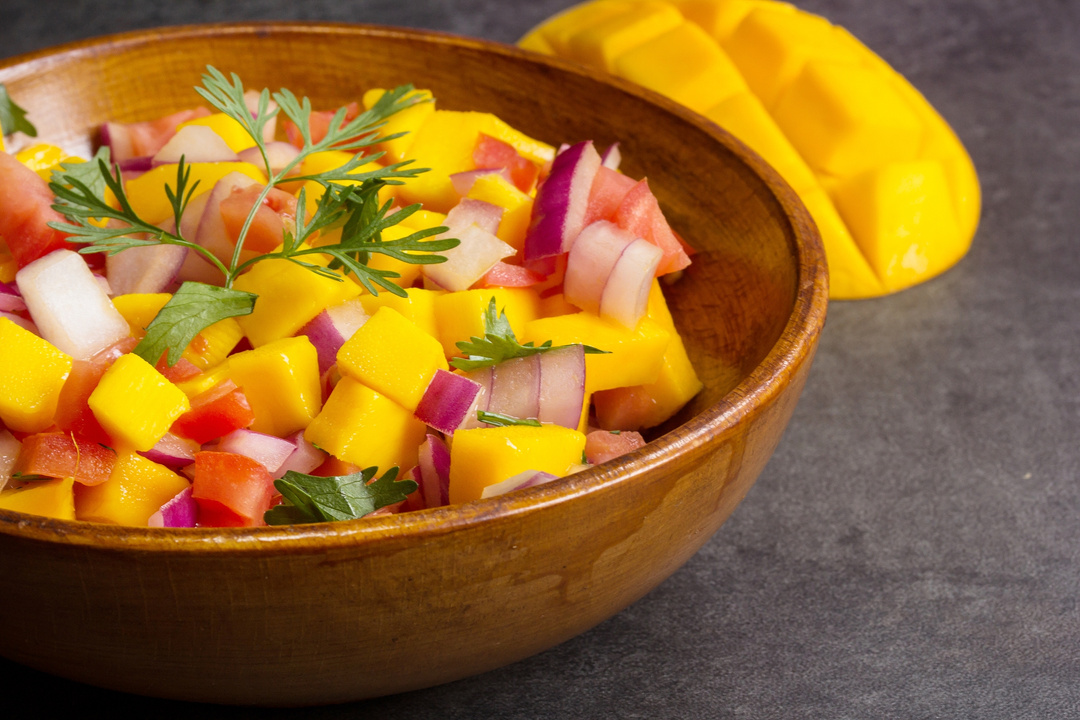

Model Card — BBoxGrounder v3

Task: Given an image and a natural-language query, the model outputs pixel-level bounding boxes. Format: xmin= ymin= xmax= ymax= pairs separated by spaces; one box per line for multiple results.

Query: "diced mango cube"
xmin=177 ymin=361 xmax=233 ymax=399
xmin=433 ymin=287 xmax=541 ymax=359
xmin=0 ymin=318 xmax=72 ymax=433
xmin=448 ymin=425 xmax=586 ymax=504
xmin=772 ymin=60 xmax=923 ymax=178
xmin=614 ymin=20 xmax=748 ymax=113
xmin=336 ymin=306 xmax=448 ymax=411
xmin=0 ymin=477 xmax=75 ymax=520
xmin=799 ymin=188 xmax=884 ymax=299
xmin=112 ymin=293 xmax=243 ymax=370
xmin=831 ymin=160 xmax=963 ymax=293
xmin=522 ymin=312 xmax=671 ymax=393
xmin=227 ymin=336 xmax=322 ymax=437
xmin=362 ymin=224 xmax=425 ymax=289
xmin=523 ymin=0 xmax=631 ymax=56
xmin=16 ymin=143 xmax=76 ymax=179
xmin=88 ymin=353 xmax=190 ymax=451
xmin=74 ymin=452 xmax=190 ymax=525
xmin=567 ymin=0 xmax=684 ymax=72
xmin=361 ymin=88 xmax=436 ymax=164
xmin=232 ymin=251 xmax=361 ymax=347
xmin=125 ymin=161 xmax=267 ymax=225
xmin=465 ymin=173 xmax=534 ymax=252
xmin=304 ymin=377 xmax=426 ymax=471
xmin=177 ymin=112 xmax=257 ymax=152
xmin=358 ymin=287 xmax=441 ymax=338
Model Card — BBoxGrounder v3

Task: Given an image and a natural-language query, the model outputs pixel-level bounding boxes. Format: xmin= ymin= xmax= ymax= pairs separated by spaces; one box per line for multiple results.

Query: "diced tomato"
xmin=155 ymin=355 xmax=202 ymax=384
xmin=477 ymin=261 xmax=545 ymax=288
xmin=584 ymin=429 xmax=646 ymax=465
xmin=283 ymin=102 xmax=362 ymax=149
xmin=117 ymin=107 xmax=212 ymax=160
xmin=12 ymin=432 xmax=118 ymax=486
xmin=584 ymin=165 xmax=637 ymax=226
xmin=473 ymin=134 xmax=540 ymax=193
xmin=219 ymin=184 xmax=299 ymax=254
xmin=592 ymin=385 xmax=665 ymax=432
xmin=171 ymin=380 xmax=256 ymax=444
xmin=0 ymin=152 xmax=79 ymax=268
xmin=191 ymin=451 xmax=274 ymax=527
xmin=613 ymin=179 xmax=692 ymax=276
xmin=310 ymin=455 xmax=361 ymax=478
xmin=54 ymin=337 xmax=138 ymax=445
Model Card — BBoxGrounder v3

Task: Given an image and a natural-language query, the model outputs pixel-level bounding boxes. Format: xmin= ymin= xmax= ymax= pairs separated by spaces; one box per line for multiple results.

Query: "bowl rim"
xmin=0 ymin=21 xmax=829 ymax=553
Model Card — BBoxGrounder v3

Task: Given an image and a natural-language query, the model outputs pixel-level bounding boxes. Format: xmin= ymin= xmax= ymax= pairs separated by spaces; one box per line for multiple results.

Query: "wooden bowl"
xmin=0 ymin=23 xmax=827 ymax=706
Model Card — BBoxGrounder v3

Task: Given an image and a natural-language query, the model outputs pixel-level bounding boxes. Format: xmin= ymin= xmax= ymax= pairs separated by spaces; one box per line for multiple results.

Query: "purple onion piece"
xmin=148 ymin=486 xmax=197 ymax=528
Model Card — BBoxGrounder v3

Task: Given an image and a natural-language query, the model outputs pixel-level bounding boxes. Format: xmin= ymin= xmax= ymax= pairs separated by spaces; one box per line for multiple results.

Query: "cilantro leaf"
xmin=0 ymin=84 xmax=37 ymax=137
xmin=133 ymin=282 xmax=256 ymax=366
xmin=49 ymin=147 xmax=111 ymax=207
xmin=450 ymin=298 xmax=608 ymax=371
xmin=477 ymin=411 xmax=542 ymax=428
xmin=264 ymin=467 xmax=418 ymax=524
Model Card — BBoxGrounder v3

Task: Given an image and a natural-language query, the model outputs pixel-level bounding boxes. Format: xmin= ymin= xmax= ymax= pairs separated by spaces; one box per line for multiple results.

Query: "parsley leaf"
xmin=477 ymin=411 xmax=542 ymax=428
xmin=133 ymin=282 xmax=256 ymax=366
xmin=49 ymin=147 xmax=111 ymax=207
xmin=450 ymin=298 xmax=607 ymax=371
xmin=264 ymin=467 xmax=418 ymax=524
xmin=0 ymin=84 xmax=37 ymax=137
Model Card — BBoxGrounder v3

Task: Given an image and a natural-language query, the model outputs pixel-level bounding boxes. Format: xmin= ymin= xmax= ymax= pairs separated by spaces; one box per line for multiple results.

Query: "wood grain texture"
xmin=0 ymin=23 xmax=828 ymax=705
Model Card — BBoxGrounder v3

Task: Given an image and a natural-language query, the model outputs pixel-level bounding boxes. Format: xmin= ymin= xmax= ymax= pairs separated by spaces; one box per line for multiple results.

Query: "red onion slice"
xmin=414 ymin=369 xmax=483 ymax=435
xmin=417 ymin=434 xmax=451 ymax=508
xmin=297 ymin=298 xmax=369 ymax=374
xmin=524 ymin=140 xmax=602 ymax=263
xmin=147 ymin=486 xmax=197 ymax=528
xmin=489 ymin=354 xmax=541 ymax=420
xmin=141 ymin=432 xmax=200 ymax=468
xmin=563 ymin=219 xmax=636 ymax=315
xmin=480 ymin=470 xmax=558 ymax=499
xmin=598 ymin=238 xmax=663 ymax=328
xmin=275 ymin=431 xmax=326 ymax=478
xmin=537 ymin=345 xmax=586 ymax=430
xmin=600 ymin=142 xmax=622 ymax=170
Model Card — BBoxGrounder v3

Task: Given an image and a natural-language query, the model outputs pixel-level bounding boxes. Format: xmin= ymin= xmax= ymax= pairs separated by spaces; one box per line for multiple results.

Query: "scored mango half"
xmin=519 ymin=0 xmax=980 ymax=299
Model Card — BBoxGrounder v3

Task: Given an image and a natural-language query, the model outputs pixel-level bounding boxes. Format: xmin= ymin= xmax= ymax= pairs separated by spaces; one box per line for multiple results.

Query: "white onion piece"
xmin=243 ymin=89 xmax=278 ymax=143
xmin=600 ymin=142 xmax=622 ymax=171
xmin=417 ymin=434 xmax=451 ymax=508
xmin=101 ymin=122 xmax=135 ymax=162
xmin=16 ymin=250 xmax=130 ymax=360
xmin=141 ymin=432 xmax=199 ymax=468
xmin=537 ymin=345 xmax=586 ymax=430
xmin=152 ymin=125 xmax=238 ymax=165
xmin=480 ymin=470 xmax=558 ymax=499
xmin=414 ymin=369 xmax=483 ymax=435
xmin=238 ymin=141 xmax=300 ymax=177
xmin=0 ymin=310 xmax=37 ymax=335
xmin=489 ymin=354 xmax=541 ymax=420
xmin=297 ymin=298 xmax=369 ymax=374
xmin=598 ymin=238 xmax=663 ymax=328
xmin=524 ymin=140 xmax=602 ymax=263
xmin=0 ymin=429 xmax=21 ymax=491
xmin=275 ymin=431 xmax=326 ymax=478
xmin=450 ymin=168 xmax=512 ymax=197
xmin=217 ymin=429 xmax=295 ymax=475
xmin=421 ymin=223 xmax=514 ymax=292
xmin=446 ymin=198 xmax=505 ymax=236
xmin=106 ymin=217 xmax=188 ymax=295
xmin=563 ymin=220 xmax=636 ymax=315
xmin=148 ymin=486 xmax=197 ymax=528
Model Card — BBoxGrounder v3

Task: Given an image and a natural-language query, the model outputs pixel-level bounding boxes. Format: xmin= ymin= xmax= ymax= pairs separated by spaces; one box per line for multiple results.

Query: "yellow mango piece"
xmin=15 ymin=143 xmax=75 ymax=179
xmin=799 ymin=188 xmax=884 ymax=299
xmin=124 ymin=161 xmax=266 ymax=225
xmin=176 ymin=361 xmax=232 ymax=399
xmin=111 ymin=293 xmax=243 ymax=370
xmin=772 ymin=59 xmax=923 ymax=178
xmin=0 ymin=477 xmax=75 ymax=520
xmin=177 ymin=112 xmax=257 ymax=152
xmin=336 ymin=306 xmax=448 ymax=412
xmin=361 ymin=88 xmax=436 ymax=164
xmin=672 ymin=0 xmax=775 ymax=41
xmin=465 ymin=173 xmax=534 ymax=252
xmin=358 ymin=287 xmax=441 ymax=338
xmin=0 ymin=317 xmax=73 ymax=433
xmin=304 ymin=377 xmax=426 ymax=471
xmin=831 ymin=161 xmax=964 ymax=293
xmin=433 ymin=287 xmax=542 ymax=359
xmin=538 ymin=292 xmax=580 ymax=319
xmin=232 ymin=251 xmax=361 ymax=347
xmin=522 ymin=0 xmax=632 ymax=56
xmin=397 ymin=208 xmax=447 ymax=232
xmin=704 ymin=91 xmax=819 ymax=195
xmin=722 ymin=5 xmax=863 ymax=110
xmin=362 ymin=224 xmax=425 ymax=289
xmin=227 ymin=336 xmax=322 ymax=437
xmin=523 ymin=312 xmax=671 ymax=393
xmin=567 ymin=0 xmax=683 ymax=72
xmin=88 ymin=353 xmax=190 ymax=451
xmin=448 ymin=425 xmax=586 ymax=504
xmin=614 ymin=20 xmax=748 ymax=113
xmin=74 ymin=452 xmax=189 ymax=526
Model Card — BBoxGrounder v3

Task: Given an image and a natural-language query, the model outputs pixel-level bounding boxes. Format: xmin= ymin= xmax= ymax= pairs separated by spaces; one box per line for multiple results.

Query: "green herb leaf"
xmin=49 ymin=147 xmax=111 ymax=207
xmin=264 ymin=467 xmax=418 ymax=524
xmin=477 ymin=411 xmax=543 ymax=428
xmin=451 ymin=298 xmax=608 ymax=371
xmin=9 ymin=472 xmax=53 ymax=483
xmin=133 ymin=282 xmax=256 ymax=366
xmin=0 ymin=84 xmax=37 ymax=137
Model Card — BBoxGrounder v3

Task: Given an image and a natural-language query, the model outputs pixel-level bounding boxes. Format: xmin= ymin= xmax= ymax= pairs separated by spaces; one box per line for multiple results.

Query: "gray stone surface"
xmin=1 ymin=0 xmax=1077 ymax=717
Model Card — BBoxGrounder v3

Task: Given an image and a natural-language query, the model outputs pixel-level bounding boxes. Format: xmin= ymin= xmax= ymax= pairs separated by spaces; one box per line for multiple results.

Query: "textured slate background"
xmin=2 ymin=1 xmax=1078 ymax=717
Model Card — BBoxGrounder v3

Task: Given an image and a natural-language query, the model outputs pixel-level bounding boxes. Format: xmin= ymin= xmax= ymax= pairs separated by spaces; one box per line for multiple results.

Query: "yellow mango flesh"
xmin=74 ymin=452 xmax=189 ymax=526
xmin=361 ymin=88 xmax=436 ymax=164
xmin=0 ymin=477 xmax=76 ymax=520
xmin=448 ymin=425 xmax=587 ymax=504
xmin=433 ymin=287 xmax=541 ymax=360
xmin=358 ymin=287 xmax=441 ymax=338
xmin=227 ymin=336 xmax=322 ymax=437
xmin=0 ymin=317 xmax=73 ymax=433
xmin=124 ymin=161 xmax=266 ymax=225
xmin=465 ymin=173 xmax=534 ymax=252
xmin=88 ymin=353 xmax=190 ymax=452
xmin=112 ymin=293 xmax=243 ymax=370
xmin=520 ymin=0 xmax=980 ymax=299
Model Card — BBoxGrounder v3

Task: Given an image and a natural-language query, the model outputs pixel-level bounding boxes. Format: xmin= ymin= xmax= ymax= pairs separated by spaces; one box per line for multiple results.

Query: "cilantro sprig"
xmin=43 ymin=66 xmax=459 ymax=366
xmin=0 ymin=84 xmax=37 ymax=137
xmin=476 ymin=411 xmax=542 ymax=428
xmin=264 ymin=467 xmax=418 ymax=525
xmin=451 ymin=298 xmax=607 ymax=372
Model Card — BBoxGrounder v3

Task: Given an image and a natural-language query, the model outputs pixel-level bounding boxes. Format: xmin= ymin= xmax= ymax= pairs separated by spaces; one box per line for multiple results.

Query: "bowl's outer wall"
xmin=0 ymin=25 xmax=827 ymax=705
